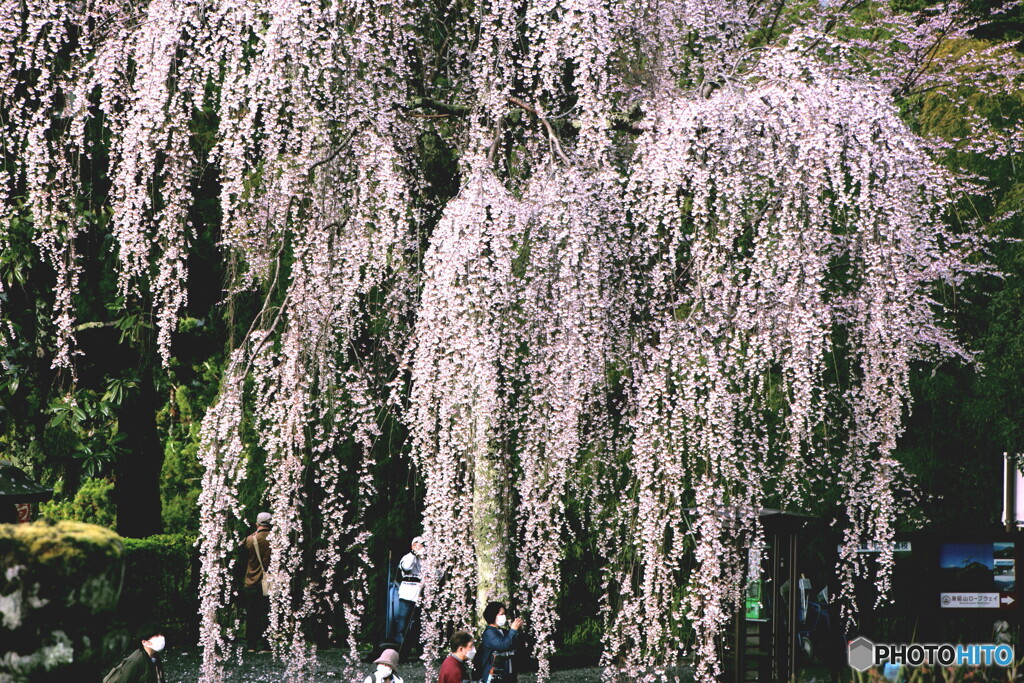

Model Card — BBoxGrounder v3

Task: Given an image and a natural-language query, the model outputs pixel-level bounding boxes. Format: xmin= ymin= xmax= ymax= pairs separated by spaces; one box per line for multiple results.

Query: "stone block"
xmin=0 ymin=520 xmax=126 ymax=682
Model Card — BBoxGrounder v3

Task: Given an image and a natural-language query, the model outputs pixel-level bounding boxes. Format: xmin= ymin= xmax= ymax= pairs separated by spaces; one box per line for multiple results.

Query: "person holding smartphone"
xmin=476 ymin=601 xmax=523 ymax=683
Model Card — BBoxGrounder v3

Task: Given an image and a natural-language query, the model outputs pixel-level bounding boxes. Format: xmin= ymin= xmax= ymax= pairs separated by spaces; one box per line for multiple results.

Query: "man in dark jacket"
xmin=104 ymin=623 xmax=166 ymax=683
xmin=242 ymin=511 xmax=272 ymax=652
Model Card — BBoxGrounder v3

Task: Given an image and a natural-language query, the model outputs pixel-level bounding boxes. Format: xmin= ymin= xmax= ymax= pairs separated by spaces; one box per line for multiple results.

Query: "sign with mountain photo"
xmin=939 ymin=542 xmax=1017 ymax=610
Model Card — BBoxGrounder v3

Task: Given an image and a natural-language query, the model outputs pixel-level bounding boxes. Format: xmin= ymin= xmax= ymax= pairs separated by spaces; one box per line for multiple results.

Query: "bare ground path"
xmin=161 ymin=648 xmax=613 ymax=683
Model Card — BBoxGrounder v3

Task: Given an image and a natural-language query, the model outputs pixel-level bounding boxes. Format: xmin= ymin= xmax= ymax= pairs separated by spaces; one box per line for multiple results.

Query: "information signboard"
xmin=938 ymin=542 xmax=1016 ymax=610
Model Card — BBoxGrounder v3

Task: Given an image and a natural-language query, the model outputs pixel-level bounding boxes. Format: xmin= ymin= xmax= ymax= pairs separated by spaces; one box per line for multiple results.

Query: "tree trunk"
xmin=115 ymin=365 xmax=164 ymax=538
xmin=473 ymin=448 xmax=511 ymax=625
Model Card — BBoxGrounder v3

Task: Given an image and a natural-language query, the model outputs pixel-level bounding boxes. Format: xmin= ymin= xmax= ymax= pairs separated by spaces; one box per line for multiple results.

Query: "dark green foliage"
xmin=120 ymin=534 xmax=200 ymax=642
xmin=39 ymin=477 xmax=117 ymax=528
xmin=894 ymin=50 xmax=1024 ymax=531
xmin=557 ymin=534 xmax=604 ymax=650
xmin=157 ymin=356 xmax=226 ymax=534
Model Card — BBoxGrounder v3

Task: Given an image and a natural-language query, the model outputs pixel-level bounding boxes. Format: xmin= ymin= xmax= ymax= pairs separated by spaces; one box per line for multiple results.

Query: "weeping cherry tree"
xmin=1 ymin=0 xmax=1020 ymax=680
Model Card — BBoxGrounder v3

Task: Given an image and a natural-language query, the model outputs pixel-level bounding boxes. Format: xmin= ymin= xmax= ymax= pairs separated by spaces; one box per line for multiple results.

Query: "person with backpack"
xmin=241 ymin=511 xmax=273 ymax=652
xmin=102 ymin=623 xmax=167 ymax=683
xmin=475 ymin=602 xmax=523 ymax=683
xmin=364 ymin=648 xmax=404 ymax=683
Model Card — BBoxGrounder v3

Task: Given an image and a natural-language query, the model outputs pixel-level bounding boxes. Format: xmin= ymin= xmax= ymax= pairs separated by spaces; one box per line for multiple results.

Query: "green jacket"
xmin=104 ymin=648 xmax=165 ymax=683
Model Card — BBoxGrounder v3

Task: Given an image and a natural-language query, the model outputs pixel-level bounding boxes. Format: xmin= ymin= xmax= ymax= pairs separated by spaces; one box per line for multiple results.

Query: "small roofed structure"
xmin=0 ymin=463 xmax=53 ymax=503
xmin=0 ymin=463 xmax=53 ymax=523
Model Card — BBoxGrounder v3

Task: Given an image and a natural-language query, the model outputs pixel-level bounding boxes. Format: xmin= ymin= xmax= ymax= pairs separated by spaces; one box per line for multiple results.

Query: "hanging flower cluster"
xmin=510 ymin=167 xmax=626 ymax=679
xmin=191 ymin=0 xmax=417 ymax=678
xmin=408 ymin=162 xmax=628 ymax=677
xmin=0 ymin=0 xmax=129 ymax=368
xmin=410 ymin=170 xmax=522 ymax=672
xmin=611 ymin=47 xmax=981 ymax=679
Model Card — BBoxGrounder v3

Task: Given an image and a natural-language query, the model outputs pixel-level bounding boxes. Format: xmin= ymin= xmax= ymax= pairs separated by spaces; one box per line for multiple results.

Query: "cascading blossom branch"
xmin=187 ymin=0 xmax=418 ymax=681
xmin=612 ymin=47 xmax=981 ymax=679
xmin=511 ymin=166 xmax=625 ymax=680
xmin=410 ymin=170 xmax=522 ymax=673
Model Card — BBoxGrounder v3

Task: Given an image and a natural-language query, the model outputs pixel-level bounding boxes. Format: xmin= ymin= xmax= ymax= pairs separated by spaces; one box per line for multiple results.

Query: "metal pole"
xmin=733 ymin=529 xmax=747 ymax=683
xmin=734 ymin=602 xmax=745 ymax=683
xmin=771 ymin=532 xmax=782 ymax=682
xmin=788 ymin=532 xmax=799 ymax=683
xmin=386 ymin=550 xmax=393 ymax=641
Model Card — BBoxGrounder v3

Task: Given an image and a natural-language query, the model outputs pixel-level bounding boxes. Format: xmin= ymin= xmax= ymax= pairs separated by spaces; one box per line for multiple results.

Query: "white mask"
xmin=376 ymin=664 xmax=392 ymax=676
xmin=466 ymin=647 xmax=477 ymax=661
xmin=496 ymin=614 xmax=507 ymax=627
xmin=145 ymin=635 xmax=166 ymax=653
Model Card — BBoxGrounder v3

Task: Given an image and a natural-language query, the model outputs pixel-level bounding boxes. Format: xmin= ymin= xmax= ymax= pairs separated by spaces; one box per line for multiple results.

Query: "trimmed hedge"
xmin=120 ymin=533 xmax=200 ymax=643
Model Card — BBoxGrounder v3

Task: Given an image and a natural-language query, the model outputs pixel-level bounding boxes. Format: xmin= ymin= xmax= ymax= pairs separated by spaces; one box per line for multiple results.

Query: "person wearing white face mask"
xmin=476 ymin=602 xmax=524 ymax=683
xmin=102 ymin=623 xmax=167 ymax=683
xmin=363 ymin=648 xmax=404 ymax=683
xmin=438 ymin=630 xmax=475 ymax=683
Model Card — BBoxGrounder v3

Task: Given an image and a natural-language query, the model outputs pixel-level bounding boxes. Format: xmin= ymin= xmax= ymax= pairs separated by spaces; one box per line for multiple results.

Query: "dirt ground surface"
xmin=160 ymin=648 xmax=626 ymax=683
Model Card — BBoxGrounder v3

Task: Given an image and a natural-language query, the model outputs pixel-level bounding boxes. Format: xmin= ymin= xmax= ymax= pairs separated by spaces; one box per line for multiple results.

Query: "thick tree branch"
xmin=407 ymin=96 xmax=646 ymax=135
xmin=506 ymin=96 xmax=572 ymax=165
xmin=408 ymin=96 xmax=472 ymax=116
xmin=74 ymin=321 xmax=117 ymax=332
xmin=309 ymin=123 xmax=367 ymax=173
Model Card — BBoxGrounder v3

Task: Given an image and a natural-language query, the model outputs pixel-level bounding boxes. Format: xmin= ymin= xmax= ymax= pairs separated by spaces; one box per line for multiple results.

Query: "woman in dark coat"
xmin=477 ymin=602 xmax=523 ymax=683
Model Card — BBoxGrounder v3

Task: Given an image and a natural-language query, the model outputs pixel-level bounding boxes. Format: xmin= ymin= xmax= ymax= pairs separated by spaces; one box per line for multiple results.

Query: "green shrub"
xmin=158 ymin=389 xmax=207 ymax=534
xmin=120 ymin=533 xmax=199 ymax=641
xmin=159 ymin=424 xmax=202 ymax=532
xmin=39 ymin=477 xmax=117 ymax=528
xmin=161 ymin=488 xmax=200 ymax=532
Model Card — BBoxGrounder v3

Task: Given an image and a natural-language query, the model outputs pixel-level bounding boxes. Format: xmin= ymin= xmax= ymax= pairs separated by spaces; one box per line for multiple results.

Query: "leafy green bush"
xmin=120 ymin=533 xmax=199 ymax=641
xmin=158 ymin=382 xmax=215 ymax=534
xmin=39 ymin=477 xmax=117 ymax=528
xmin=159 ymin=422 xmax=202 ymax=532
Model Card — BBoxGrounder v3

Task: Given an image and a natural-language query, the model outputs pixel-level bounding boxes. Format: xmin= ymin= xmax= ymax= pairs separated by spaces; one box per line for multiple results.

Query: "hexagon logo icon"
xmin=848 ymin=636 xmax=876 ymax=672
